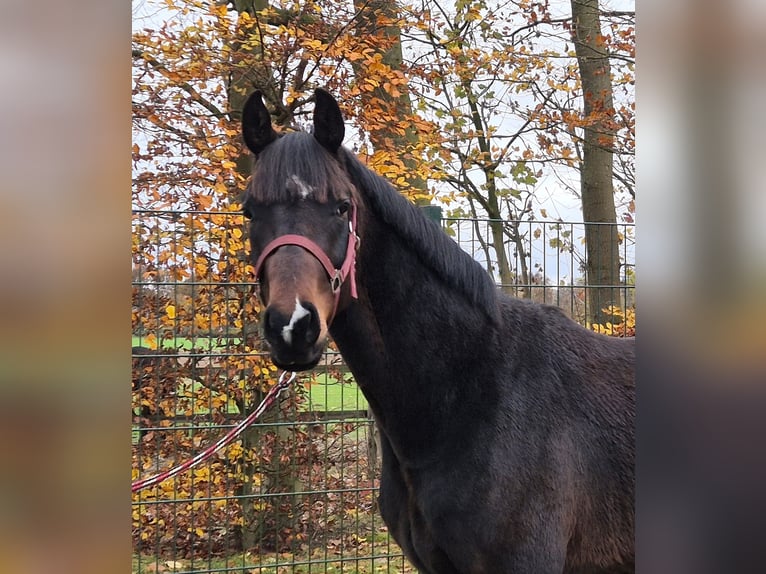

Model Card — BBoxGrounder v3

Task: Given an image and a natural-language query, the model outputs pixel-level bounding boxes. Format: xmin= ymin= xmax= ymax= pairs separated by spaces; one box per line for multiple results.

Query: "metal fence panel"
xmin=132 ymin=210 xmax=634 ymax=573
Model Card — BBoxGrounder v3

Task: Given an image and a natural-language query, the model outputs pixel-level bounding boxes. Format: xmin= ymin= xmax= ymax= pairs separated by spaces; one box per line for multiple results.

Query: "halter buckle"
xmin=331 ymin=272 xmax=343 ymax=293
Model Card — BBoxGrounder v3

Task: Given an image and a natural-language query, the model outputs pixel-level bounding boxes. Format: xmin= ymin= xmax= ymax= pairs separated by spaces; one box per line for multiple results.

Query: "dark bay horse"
xmin=240 ymin=88 xmax=635 ymax=573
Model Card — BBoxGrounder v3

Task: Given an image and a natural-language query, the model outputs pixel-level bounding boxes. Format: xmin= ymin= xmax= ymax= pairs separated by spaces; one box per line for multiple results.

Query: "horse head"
xmin=241 ymin=89 xmax=359 ymax=370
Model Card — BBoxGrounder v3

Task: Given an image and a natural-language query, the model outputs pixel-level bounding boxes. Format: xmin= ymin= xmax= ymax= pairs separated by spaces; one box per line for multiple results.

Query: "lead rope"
xmin=131 ymin=371 xmax=297 ymax=493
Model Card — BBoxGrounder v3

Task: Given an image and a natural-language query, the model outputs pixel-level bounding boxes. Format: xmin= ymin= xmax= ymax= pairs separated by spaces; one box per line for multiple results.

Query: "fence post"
xmin=420 ymin=205 xmax=443 ymax=225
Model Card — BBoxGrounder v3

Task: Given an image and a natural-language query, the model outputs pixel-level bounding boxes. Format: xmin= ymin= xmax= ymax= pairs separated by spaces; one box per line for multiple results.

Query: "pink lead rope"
xmin=131 ymin=371 xmax=296 ymax=494
xmin=133 ymin=205 xmax=359 ymax=494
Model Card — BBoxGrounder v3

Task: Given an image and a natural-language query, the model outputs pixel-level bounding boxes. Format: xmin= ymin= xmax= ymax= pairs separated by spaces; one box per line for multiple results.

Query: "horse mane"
xmin=338 ymin=147 xmax=500 ymax=319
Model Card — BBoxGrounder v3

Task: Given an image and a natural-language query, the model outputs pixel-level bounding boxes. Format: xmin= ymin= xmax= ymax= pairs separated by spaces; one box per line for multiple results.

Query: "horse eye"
xmin=242 ymin=198 xmax=257 ymax=220
xmin=334 ymin=200 xmax=350 ymax=216
xmin=243 ymin=201 xmax=266 ymax=221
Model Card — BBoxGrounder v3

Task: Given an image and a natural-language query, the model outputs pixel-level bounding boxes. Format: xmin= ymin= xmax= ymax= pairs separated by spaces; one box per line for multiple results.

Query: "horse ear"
xmin=313 ymin=88 xmax=344 ymax=153
xmin=242 ymin=90 xmax=277 ymax=155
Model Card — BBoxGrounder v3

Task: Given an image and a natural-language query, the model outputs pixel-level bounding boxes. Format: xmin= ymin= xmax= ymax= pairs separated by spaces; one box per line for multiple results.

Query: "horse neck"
xmin=330 ymin=212 xmax=499 ymax=461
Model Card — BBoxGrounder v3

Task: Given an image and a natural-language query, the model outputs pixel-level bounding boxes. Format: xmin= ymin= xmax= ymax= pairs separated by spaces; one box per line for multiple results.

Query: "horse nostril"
xmin=285 ymin=301 xmax=319 ymax=347
xmin=263 ymin=307 xmax=283 ymax=337
xmin=300 ymin=302 xmax=320 ymax=345
xmin=264 ymin=300 xmax=321 ymax=348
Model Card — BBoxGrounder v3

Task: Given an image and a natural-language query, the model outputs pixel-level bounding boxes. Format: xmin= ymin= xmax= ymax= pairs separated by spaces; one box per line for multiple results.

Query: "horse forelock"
xmin=246 ymin=132 xmax=355 ymax=205
xmin=338 ymin=148 xmax=500 ymax=320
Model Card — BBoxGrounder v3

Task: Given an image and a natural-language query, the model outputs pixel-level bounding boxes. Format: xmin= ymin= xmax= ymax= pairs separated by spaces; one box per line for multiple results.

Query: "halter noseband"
xmin=252 ymin=202 xmax=359 ymax=323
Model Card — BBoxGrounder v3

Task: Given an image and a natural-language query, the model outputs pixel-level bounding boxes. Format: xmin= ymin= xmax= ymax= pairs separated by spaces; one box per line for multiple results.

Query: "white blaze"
xmin=282 ymin=297 xmax=310 ymax=345
xmin=288 ymin=174 xmax=313 ymax=199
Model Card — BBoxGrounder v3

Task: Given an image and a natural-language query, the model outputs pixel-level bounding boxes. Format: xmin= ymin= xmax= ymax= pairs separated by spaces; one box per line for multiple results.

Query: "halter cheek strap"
xmin=252 ymin=202 xmax=359 ymax=322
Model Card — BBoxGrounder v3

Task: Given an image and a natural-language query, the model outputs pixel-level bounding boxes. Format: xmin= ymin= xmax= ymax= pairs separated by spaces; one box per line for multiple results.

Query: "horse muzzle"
xmin=262 ymin=300 xmax=326 ymax=371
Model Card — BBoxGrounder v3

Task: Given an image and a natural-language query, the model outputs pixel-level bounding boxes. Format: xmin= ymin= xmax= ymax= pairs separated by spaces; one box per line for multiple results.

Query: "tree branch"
xmin=132 ymin=48 xmax=228 ymax=120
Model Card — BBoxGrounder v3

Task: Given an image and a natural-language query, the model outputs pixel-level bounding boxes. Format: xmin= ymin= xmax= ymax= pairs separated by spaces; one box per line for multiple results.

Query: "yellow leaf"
xmin=197 ymin=193 xmax=213 ymax=209
xmin=142 ymin=333 xmax=157 ymax=350
xmin=165 ymin=305 xmax=176 ymax=319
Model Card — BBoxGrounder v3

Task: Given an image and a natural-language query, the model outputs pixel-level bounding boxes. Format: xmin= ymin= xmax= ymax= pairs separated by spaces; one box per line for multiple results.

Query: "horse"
xmin=239 ymin=88 xmax=635 ymax=574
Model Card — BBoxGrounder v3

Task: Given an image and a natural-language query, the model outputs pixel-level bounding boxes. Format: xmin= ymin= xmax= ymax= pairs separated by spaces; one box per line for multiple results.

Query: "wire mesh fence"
xmin=442 ymin=217 xmax=636 ymax=324
xmin=131 ymin=209 xmax=635 ymax=573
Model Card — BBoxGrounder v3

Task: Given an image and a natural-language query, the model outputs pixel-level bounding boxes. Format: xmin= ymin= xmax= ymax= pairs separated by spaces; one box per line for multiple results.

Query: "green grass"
xmin=132 ymin=335 xmax=241 ymax=350
xmin=304 ymin=373 xmax=367 ymax=412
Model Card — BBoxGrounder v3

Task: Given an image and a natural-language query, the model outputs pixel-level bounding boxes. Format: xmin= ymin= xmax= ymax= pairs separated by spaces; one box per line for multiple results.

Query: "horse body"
xmin=330 ymin=211 xmax=634 ymax=573
xmin=240 ymin=89 xmax=635 ymax=573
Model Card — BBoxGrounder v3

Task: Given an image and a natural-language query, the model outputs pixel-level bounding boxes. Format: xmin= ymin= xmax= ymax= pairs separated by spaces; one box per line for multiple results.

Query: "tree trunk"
xmin=366 ymin=410 xmax=381 ymax=486
xmin=235 ymin=399 xmax=299 ymax=550
xmin=509 ymin=222 xmax=531 ymax=299
xmin=225 ymin=2 xmax=300 ymax=549
xmin=570 ymin=0 xmax=622 ymax=325
xmin=487 ymin=215 xmax=515 ymax=294
xmin=353 ymin=0 xmax=428 ymax=202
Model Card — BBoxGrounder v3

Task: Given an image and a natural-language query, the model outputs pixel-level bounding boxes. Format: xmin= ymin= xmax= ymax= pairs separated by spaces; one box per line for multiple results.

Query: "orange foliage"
xmin=591 ymin=306 xmax=636 ymax=338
